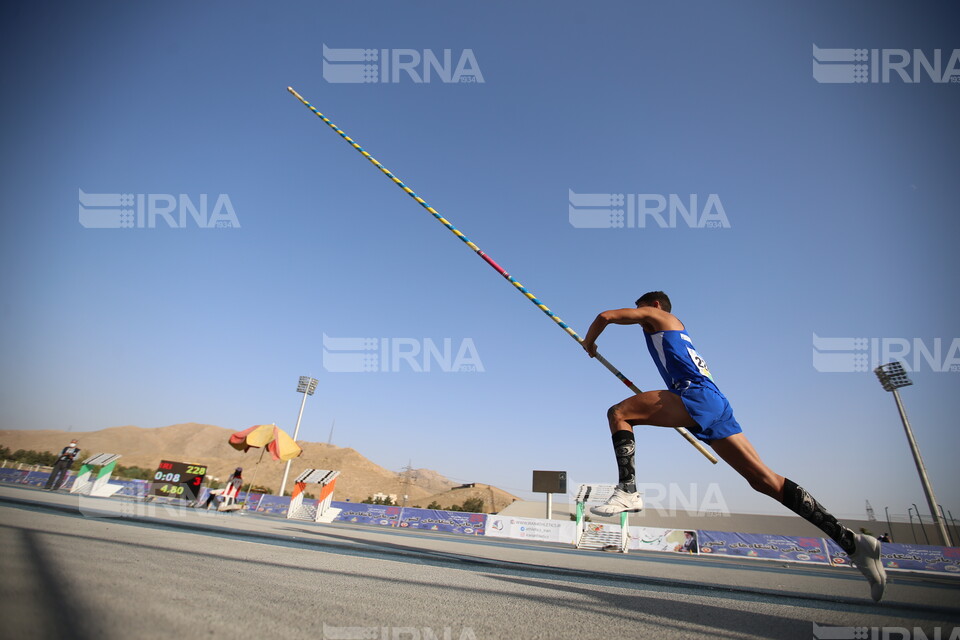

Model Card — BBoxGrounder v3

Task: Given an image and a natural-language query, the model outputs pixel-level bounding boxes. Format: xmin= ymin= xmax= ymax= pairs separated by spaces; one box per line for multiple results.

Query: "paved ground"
xmin=0 ymin=484 xmax=957 ymax=640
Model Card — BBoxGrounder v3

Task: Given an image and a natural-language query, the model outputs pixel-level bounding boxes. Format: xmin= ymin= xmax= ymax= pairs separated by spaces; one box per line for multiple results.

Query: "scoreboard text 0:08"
xmin=150 ymin=460 xmax=207 ymax=501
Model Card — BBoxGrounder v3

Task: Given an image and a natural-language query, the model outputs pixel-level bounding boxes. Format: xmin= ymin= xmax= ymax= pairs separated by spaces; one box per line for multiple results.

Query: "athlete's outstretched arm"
xmin=582 ymin=308 xmax=653 ymax=357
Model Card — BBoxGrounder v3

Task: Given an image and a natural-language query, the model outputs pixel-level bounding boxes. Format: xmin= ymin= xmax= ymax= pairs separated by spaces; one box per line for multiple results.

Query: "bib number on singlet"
xmin=687 ymin=347 xmax=713 ymax=379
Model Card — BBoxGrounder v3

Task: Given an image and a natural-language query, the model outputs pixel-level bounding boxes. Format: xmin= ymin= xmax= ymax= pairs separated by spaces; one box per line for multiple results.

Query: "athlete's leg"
xmin=711 ymin=434 xmax=855 ymax=543
xmin=609 ymin=390 xmax=697 ymax=490
xmin=592 ymin=391 xmax=696 ymax=516
xmin=710 ymin=433 xmax=886 ymax=600
xmin=708 ymin=433 xmax=784 ymax=499
xmin=606 ymin=390 xmax=699 ymax=433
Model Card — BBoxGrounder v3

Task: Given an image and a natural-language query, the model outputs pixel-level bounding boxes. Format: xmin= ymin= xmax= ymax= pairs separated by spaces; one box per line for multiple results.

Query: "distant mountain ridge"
xmin=0 ymin=423 xmax=519 ymax=511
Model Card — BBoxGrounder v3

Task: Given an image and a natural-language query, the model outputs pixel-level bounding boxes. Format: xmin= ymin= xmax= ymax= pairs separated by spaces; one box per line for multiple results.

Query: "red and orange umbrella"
xmin=229 ymin=424 xmax=302 ymax=461
xmin=228 ymin=424 xmax=302 ymax=498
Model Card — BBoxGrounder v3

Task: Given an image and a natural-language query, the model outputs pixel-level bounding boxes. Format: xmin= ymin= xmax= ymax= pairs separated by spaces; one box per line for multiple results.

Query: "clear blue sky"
xmin=2 ymin=1 xmax=958 ymax=520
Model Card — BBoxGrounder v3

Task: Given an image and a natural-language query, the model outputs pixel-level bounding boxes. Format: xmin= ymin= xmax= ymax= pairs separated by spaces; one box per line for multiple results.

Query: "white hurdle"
xmin=70 ymin=453 xmax=123 ymax=497
xmin=287 ymin=469 xmax=341 ymax=523
xmin=574 ymin=484 xmax=630 ymax=553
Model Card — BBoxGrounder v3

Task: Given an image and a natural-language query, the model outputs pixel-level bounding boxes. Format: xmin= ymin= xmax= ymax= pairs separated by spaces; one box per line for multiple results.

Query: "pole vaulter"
xmin=287 ymin=86 xmax=718 ymax=465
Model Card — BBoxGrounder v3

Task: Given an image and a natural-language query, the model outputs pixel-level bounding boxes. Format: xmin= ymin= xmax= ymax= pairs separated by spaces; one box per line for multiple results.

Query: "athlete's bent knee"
xmin=607 ymin=404 xmax=621 ymax=422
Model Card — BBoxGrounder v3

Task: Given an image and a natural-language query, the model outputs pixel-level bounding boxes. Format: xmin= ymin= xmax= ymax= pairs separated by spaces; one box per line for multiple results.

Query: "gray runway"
xmin=1 ymin=485 xmax=957 ymax=640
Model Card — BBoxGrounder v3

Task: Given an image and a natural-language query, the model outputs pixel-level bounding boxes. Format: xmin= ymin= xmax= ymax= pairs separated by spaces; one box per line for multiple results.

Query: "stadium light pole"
xmin=874 ymin=362 xmax=952 ymax=546
xmin=279 ymin=376 xmax=318 ymax=498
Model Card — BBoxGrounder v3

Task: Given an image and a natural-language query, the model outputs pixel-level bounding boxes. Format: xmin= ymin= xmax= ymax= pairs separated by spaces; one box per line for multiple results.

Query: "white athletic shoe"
xmin=589 ymin=487 xmax=644 ymax=517
xmin=850 ymin=533 xmax=887 ymax=602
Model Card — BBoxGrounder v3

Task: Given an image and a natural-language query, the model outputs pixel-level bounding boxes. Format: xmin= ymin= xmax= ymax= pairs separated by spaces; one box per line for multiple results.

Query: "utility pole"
xmin=399 ymin=460 xmax=414 ymax=508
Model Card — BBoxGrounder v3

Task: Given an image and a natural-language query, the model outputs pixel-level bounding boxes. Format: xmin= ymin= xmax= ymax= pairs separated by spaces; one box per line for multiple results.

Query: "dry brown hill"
xmin=414 ymin=483 xmax=518 ymax=514
xmin=0 ymin=424 xmax=519 ymax=511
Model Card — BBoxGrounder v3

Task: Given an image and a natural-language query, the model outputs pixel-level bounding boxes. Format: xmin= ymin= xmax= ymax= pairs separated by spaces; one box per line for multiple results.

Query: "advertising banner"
xmin=245 ymin=494 xmax=289 ymax=515
xmin=397 ymin=508 xmax=486 ymax=535
xmin=826 ymin=539 xmax=960 ymax=574
xmin=630 ymin=527 xmax=700 ymax=553
xmin=698 ymin=531 xmax=830 ymax=564
xmin=484 ymin=515 xmax=576 ymax=544
xmin=0 ymin=468 xmax=55 ymax=487
xmin=333 ymin=502 xmax=402 ymax=527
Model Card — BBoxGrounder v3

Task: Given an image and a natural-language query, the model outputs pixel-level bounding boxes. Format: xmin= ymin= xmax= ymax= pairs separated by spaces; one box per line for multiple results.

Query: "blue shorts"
xmin=671 ymin=384 xmax=743 ymax=443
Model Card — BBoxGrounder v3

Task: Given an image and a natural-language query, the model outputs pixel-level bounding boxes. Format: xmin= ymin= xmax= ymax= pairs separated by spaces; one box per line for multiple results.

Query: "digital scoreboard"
xmin=150 ymin=460 xmax=207 ymax=501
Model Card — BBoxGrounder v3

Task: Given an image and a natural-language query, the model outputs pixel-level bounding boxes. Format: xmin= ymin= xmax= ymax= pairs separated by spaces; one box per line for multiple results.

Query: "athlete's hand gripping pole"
xmin=287 ymin=86 xmax=718 ymax=465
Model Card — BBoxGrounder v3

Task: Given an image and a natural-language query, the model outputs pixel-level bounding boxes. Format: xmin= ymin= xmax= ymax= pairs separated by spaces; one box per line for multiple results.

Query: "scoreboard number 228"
xmin=151 ymin=460 xmax=207 ymax=501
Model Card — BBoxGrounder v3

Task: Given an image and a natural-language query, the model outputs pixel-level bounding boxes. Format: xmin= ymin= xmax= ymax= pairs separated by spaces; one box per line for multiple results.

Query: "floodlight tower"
xmin=874 ymin=362 xmax=952 ymax=546
xmin=279 ymin=376 xmax=319 ymax=498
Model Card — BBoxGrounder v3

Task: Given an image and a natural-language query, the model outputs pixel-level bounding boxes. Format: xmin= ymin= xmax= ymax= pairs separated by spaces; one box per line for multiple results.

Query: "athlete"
xmin=581 ymin=291 xmax=887 ymax=601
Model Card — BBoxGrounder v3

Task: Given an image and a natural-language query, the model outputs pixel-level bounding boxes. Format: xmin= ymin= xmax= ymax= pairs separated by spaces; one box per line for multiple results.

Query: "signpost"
xmin=532 ymin=470 xmax=567 ymax=520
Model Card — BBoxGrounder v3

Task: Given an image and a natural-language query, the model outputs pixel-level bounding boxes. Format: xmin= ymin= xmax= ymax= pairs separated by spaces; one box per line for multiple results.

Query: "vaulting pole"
xmin=287 ymin=87 xmax=717 ymax=464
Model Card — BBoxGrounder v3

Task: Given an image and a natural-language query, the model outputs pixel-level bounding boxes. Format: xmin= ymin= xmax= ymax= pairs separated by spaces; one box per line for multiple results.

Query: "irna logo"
xmin=322 ymin=334 xmax=485 ymax=373
xmin=812 ymin=44 xmax=960 ymax=84
xmin=78 ymin=190 xmax=240 ymax=229
xmin=568 ymin=190 xmax=730 ymax=229
xmin=322 ymin=45 xmax=484 ymax=84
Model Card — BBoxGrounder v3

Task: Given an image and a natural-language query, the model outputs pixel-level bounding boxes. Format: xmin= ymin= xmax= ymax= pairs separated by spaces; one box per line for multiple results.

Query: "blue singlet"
xmin=643 ymin=329 xmax=743 ymax=443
